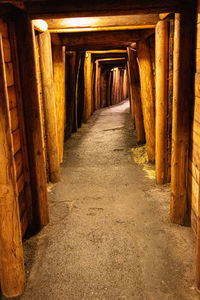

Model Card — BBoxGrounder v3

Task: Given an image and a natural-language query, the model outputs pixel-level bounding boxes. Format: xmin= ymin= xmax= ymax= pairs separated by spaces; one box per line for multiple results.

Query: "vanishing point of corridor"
xmin=20 ymin=101 xmax=197 ymax=300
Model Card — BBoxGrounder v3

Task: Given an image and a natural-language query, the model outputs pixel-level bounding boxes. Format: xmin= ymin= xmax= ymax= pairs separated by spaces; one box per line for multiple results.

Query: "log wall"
xmin=188 ymin=5 xmax=200 ymax=233
xmin=0 ymin=18 xmax=32 ymax=237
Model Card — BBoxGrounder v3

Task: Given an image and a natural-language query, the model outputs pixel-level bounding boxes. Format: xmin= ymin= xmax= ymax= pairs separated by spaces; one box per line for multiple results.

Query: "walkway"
xmin=19 ymin=101 xmax=198 ymax=300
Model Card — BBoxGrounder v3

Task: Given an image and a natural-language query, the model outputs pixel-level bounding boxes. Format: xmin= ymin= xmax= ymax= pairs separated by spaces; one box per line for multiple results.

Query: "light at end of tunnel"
xmin=33 ymin=20 xmax=48 ymax=32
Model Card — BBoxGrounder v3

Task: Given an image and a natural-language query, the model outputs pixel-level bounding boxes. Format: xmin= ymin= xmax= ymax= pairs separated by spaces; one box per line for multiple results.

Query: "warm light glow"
xmin=33 ymin=20 xmax=48 ymax=32
xmin=61 ymin=17 xmax=96 ymax=28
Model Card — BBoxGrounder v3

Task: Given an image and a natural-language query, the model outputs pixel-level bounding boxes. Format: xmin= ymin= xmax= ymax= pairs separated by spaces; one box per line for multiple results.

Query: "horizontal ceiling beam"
xmin=60 ymin=29 xmax=148 ymax=51
xmin=23 ymin=0 xmax=194 ymax=19
xmin=46 ymin=14 xmax=159 ymax=33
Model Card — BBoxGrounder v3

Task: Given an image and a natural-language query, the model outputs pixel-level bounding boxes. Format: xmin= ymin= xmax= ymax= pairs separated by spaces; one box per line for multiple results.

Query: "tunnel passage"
xmin=0 ymin=1 xmax=199 ymax=298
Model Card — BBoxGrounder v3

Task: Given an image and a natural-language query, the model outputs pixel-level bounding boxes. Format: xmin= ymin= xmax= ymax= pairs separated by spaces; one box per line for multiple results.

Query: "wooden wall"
xmin=0 ymin=18 xmax=32 ymax=237
xmin=188 ymin=6 xmax=200 ymax=233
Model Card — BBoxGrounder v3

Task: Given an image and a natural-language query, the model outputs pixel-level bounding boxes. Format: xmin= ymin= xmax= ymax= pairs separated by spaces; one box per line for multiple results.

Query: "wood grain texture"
xmin=38 ymin=31 xmax=60 ymax=183
xmin=170 ymin=13 xmax=195 ymax=225
xmin=0 ymin=31 xmax=25 ymax=298
xmin=16 ymin=14 xmax=49 ymax=227
xmin=127 ymin=47 xmax=145 ymax=143
xmin=155 ymin=20 xmax=168 ymax=184
xmin=137 ymin=39 xmax=155 ymax=162
xmin=52 ymin=45 xmax=66 ymax=163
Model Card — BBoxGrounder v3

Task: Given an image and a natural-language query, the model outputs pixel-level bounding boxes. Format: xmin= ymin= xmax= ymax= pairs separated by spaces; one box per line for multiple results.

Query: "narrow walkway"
xmin=20 ymin=101 xmax=197 ymax=300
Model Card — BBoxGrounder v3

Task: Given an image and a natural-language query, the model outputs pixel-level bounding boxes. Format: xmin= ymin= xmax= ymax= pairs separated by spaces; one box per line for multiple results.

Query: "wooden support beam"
xmin=137 ymin=39 xmax=155 ymax=162
xmin=0 ymin=32 xmax=25 ymax=298
xmin=65 ymin=51 xmax=76 ymax=137
xmin=60 ymin=30 xmax=142 ymax=51
xmin=167 ymin=19 xmax=174 ymax=183
xmin=127 ymin=59 xmax=135 ymax=125
xmin=51 ymin=32 xmax=62 ymax=45
xmin=76 ymin=52 xmax=85 ymax=128
xmin=52 ymin=45 xmax=66 ymax=163
xmin=25 ymin=0 xmax=194 ymax=19
xmin=83 ymin=52 xmax=92 ymax=122
xmin=16 ymin=13 xmax=49 ymax=228
xmin=155 ymin=20 xmax=168 ymax=184
xmin=46 ymin=14 xmax=159 ymax=33
xmin=38 ymin=31 xmax=60 ymax=183
xmin=170 ymin=13 xmax=195 ymax=224
xmin=100 ymin=68 xmax=109 ymax=108
xmin=127 ymin=47 xmax=145 ymax=143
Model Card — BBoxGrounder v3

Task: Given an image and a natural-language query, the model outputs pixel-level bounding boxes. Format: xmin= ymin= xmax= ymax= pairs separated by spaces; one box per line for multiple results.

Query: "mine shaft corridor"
xmin=19 ymin=101 xmax=196 ymax=300
xmin=1 ymin=2 xmax=200 ymax=299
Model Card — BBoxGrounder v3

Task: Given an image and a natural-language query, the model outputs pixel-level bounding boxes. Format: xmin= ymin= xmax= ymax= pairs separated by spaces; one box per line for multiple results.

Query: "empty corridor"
xmin=20 ymin=101 xmax=198 ymax=300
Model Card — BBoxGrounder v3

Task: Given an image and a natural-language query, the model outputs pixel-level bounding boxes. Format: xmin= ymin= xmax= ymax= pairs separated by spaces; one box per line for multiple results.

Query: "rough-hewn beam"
xmin=170 ymin=13 xmax=195 ymax=225
xmin=127 ymin=47 xmax=145 ymax=143
xmin=46 ymin=14 xmax=159 ymax=33
xmin=0 ymin=32 xmax=25 ymax=298
xmin=25 ymin=0 xmax=194 ymax=19
xmin=60 ymin=30 xmax=142 ymax=50
xmin=16 ymin=13 xmax=49 ymax=228
xmin=137 ymin=39 xmax=155 ymax=162
xmin=38 ymin=31 xmax=61 ymax=183
xmin=155 ymin=20 xmax=168 ymax=184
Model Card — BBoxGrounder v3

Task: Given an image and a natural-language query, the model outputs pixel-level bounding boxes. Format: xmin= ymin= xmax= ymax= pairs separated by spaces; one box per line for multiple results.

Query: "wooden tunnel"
xmin=0 ymin=0 xmax=199 ymax=297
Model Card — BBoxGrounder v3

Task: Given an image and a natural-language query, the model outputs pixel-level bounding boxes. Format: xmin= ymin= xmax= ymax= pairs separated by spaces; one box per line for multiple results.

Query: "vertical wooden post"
xmin=52 ymin=45 xmax=66 ymax=163
xmin=137 ymin=39 xmax=155 ymax=162
xmin=155 ymin=20 xmax=168 ymax=184
xmin=0 ymin=32 xmax=25 ymax=298
xmin=83 ymin=52 xmax=92 ymax=122
xmin=100 ymin=68 xmax=107 ymax=108
xmin=196 ymin=1 xmax=200 ymax=289
xmin=170 ymin=13 xmax=195 ymax=224
xmin=167 ymin=19 xmax=174 ymax=182
xmin=16 ymin=14 xmax=49 ymax=227
xmin=38 ymin=31 xmax=60 ymax=183
xmin=127 ymin=60 xmax=135 ymax=126
xmin=65 ymin=51 xmax=76 ymax=137
xmin=127 ymin=47 xmax=145 ymax=143
xmin=111 ymin=69 xmax=116 ymax=105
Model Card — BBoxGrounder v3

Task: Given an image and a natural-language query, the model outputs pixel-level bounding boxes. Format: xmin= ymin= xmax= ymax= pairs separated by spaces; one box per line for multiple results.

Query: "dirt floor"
xmin=7 ymin=100 xmax=200 ymax=299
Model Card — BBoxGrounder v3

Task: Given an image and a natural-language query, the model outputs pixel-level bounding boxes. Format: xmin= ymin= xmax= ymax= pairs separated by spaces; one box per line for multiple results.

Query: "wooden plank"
xmin=188 ymin=159 xmax=199 ymax=184
xmin=2 ymin=38 xmax=11 ymax=62
xmin=7 ymin=86 xmax=17 ymax=109
xmin=15 ymin=13 xmax=49 ymax=227
xmin=14 ymin=150 xmax=23 ymax=179
xmin=195 ymin=72 xmax=200 ymax=98
xmin=0 ymin=32 xmax=25 ymax=298
xmin=47 ymin=15 xmax=159 ymax=32
xmin=12 ymin=128 xmax=21 ymax=154
xmin=10 ymin=107 xmax=19 ymax=132
xmin=137 ymin=39 xmax=155 ymax=162
xmin=60 ymin=30 xmax=141 ymax=50
xmin=188 ymin=172 xmax=199 ymax=217
xmin=8 ymin=19 xmax=33 ymax=225
xmin=155 ymin=20 xmax=168 ymax=184
xmin=5 ymin=61 xmax=14 ymax=86
xmin=38 ymin=30 xmax=60 ymax=183
xmin=170 ymin=12 xmax=196 ymax=225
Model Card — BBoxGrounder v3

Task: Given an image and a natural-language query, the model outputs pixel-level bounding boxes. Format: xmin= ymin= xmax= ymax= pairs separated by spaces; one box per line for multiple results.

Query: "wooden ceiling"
xmin=1 ymin=0 xmax=195 ymax=19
